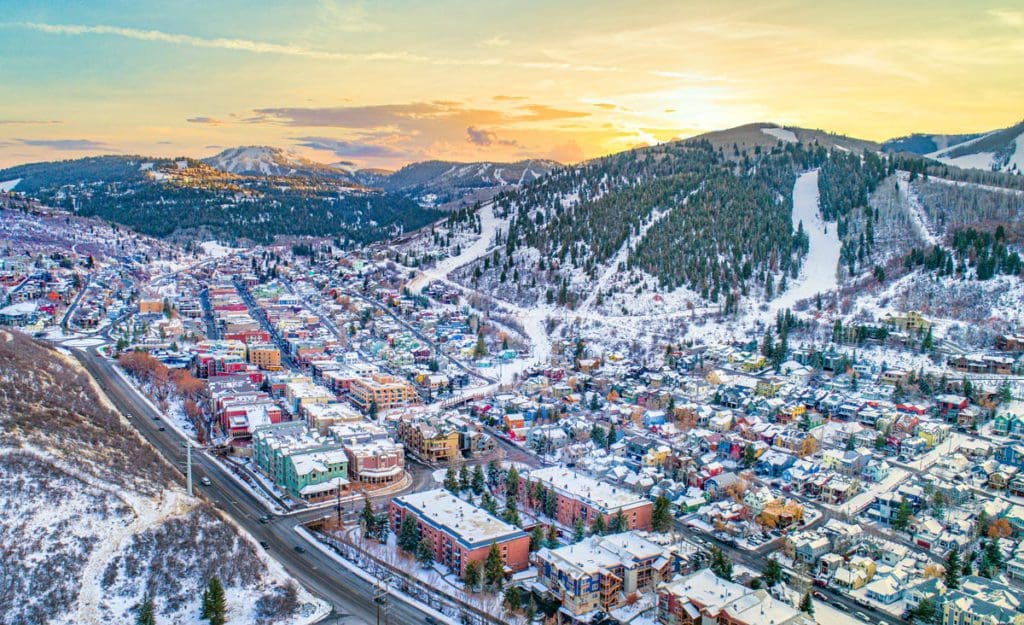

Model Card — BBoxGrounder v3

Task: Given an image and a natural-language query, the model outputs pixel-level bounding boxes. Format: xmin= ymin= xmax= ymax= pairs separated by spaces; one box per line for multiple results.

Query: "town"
xmin=4 ymin=196 xmax=1024 ymax=625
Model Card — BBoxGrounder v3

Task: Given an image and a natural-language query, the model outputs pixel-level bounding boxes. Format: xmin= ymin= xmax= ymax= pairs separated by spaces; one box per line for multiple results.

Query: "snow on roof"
xmin=527 ymin=466 xmax=649 ymax=513
xmin=394 ymin=488 xmax=526 ymax=548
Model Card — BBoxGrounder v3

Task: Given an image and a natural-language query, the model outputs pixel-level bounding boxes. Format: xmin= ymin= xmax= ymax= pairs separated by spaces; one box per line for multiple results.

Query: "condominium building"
xmin=349 ymin=372 xmax=419 ymax=411
xmin=389 ymin=489 xmax=530 ymax=576
xmin=524 ymin=467 xmax=654 ymax=531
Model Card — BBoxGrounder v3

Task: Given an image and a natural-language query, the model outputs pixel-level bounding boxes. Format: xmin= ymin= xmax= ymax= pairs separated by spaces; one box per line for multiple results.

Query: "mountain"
xmin=203 ymin=146 xmax=356 ymax=181
xmin=0 ymin=155 xmax=441 ymax=244
xmin=685 ymin=122 xmax=879 ymax=153
xmin=447 ymin=122 xmax=1021 ymax=330
xmin=0 ymin=330 xmax=307 ymax=625
xmin=923 ymin=120 xmax=1024 ymax=174
xmin=356 ymin=159 xmax=560 ymax=208
xmin=881 ymin=132 xmax=983 ymax=156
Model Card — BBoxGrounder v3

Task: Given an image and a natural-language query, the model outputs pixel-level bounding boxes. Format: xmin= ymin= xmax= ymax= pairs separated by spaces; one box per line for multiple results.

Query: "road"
xmin=70 ymin=344 xmax=433 ymax=625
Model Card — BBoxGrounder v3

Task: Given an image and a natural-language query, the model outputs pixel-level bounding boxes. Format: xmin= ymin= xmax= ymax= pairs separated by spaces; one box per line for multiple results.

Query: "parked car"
xmin=294 ymin=545 xmax=306 ymax=554
xmin=200 ymin=477 xmax=212 ymax=486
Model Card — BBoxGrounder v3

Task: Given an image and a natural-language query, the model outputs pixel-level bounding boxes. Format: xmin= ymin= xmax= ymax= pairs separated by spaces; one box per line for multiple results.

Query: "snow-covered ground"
xmin=896 ymin=172 xmax=941 ymax=246
xmin=771 ymin=169 xmax=838 ymax=312
xmin=0 ymin=177 xmax=21 ymax=192
xmin=762 ymin=126 xmax=798 ymax=143
xmin=200 ymin=240 xmax=239 ymax=258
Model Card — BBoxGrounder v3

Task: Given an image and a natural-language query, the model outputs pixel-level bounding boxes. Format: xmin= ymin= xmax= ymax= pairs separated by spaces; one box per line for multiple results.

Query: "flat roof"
xmin=527 ymin=467 xmax=650 ymax=513
xmin=394 ymin=488 xmax=526 ymax=549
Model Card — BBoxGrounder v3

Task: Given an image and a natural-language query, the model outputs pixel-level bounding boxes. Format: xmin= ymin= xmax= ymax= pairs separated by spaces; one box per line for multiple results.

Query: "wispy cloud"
xmin=17 ymin=138 xmax=113 ymax=151
xmin=0 ymin=22 xmax=626 ymax=74
xmin=482 ymin=34 xmax=510 ymax=47
xmin=0 ymin=119 xmax=61 ymax=125
xmin=293 ymin=136 xmax=405 ymax=158
xmin=186 ymin=116 xmax=226 ymax=125
xmin=988 ymin=8 xmax=1024 ymax=27
xmin=466 ymin=126 xmax=519 ymax=147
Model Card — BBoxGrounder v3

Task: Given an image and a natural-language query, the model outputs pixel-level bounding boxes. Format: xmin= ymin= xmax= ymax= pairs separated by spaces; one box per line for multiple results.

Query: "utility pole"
xmin=185 ymin=439 xmax=193 ymax=496
xmin=373 ymin=577 xmax=389 ymax=625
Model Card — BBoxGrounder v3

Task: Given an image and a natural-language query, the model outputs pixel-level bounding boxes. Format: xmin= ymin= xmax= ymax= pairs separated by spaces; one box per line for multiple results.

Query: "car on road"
xmin=294 ymin=545 xmax=306 ymax=553
xmin=855 ymin=612 xmax=870 ymax=623
xmin=200 ymin=477 xmax=212 ymax=486
xmin=813 ymin=591 xmax=827 ymax=601
xmin=152 ymin=415 xmax=159 ymax=420
xmin=425 ymin=617 xmax=440 ymax=625
xmin=259 ymin=540 xmax=269 ymax=549
xmin=158 ymin=426 xmax=166 ymax=431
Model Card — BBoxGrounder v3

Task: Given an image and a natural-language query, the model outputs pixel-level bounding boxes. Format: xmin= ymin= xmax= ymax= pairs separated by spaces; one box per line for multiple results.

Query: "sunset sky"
xmin=1 ymin=0 xmax=1022 ymax=169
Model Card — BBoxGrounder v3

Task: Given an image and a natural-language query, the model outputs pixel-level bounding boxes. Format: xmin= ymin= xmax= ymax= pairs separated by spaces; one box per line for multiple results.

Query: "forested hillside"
xmin=0 ymin=156 xmax=441 ymax=245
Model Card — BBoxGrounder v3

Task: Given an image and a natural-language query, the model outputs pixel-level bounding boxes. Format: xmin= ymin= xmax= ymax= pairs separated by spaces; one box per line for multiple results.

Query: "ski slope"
xmin=772 ymin=169 xmax=839 ymax=311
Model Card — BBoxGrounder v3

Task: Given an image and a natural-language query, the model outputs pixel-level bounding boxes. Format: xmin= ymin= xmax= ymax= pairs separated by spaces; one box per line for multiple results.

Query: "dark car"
xmin=294 ymin=545 xmax=306 ymax=554
xmin=259 ymin=540 xmax=269 ymax=549
xmin=158 ymin=426 xmax=166 ymax=431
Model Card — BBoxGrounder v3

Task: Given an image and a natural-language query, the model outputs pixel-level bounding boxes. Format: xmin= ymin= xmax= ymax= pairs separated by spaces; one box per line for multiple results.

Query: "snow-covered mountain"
xmin=353 ymin=159 xmax=561 ymax=208
xmin=927 ymin=121 xmax=1024 ymax=174
xmin=203 ymin=146 xmax=355 ymax=181
xmin=884 ymin=121 xmax=1024 ymax=175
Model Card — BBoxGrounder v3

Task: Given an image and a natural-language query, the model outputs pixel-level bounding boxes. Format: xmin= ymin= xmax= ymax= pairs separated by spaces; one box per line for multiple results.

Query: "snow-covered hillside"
xmin=0 ymin=331 xmax=318 ymax=625
xmin=927 ymin=121 xmax=1024 ymax=174
xmin=204 ymin=146 xmax=353 ymax=180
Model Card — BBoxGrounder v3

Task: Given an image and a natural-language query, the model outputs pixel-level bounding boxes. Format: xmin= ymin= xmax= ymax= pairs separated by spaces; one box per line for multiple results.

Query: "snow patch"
xmin=0 ymin=178 xmax=21 ymax=192
xmin=761 ymin=126 xmax=797 ymax=143
xmin=771 ymin=169 xmax=839 ymax=311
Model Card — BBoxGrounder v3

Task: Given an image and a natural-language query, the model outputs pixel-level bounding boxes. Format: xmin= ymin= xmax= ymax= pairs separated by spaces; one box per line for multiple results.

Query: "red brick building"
xmin=389 ymin=489 xmax=530 ymax=576
xmin=524 ymin=467 xmax=653 ymax=531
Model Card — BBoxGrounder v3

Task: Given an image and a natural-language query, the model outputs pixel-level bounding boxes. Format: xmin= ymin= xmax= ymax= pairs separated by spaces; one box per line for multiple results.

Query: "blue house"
xmin=757 ymin=450 xmax=796 ymax=478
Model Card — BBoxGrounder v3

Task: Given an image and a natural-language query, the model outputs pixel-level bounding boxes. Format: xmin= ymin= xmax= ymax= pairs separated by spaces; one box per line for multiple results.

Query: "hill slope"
xmin=925 ymin=120 xmax=1024 ymax=174
xmin=203 ymin=146 xmax=356 ymax=181
xmin=0 ymin=330 xmax=309 ymax=625
xmin=0 ymin=155 xmax=440 ymax=244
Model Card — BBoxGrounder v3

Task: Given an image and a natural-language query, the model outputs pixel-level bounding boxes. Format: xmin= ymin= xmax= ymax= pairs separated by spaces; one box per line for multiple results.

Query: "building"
xmin=658 ymin=568 xmax=813 ymax=625
xmin=349 ymin=373 xmax=419 ymax=411
xmin=251 ymin=422 xmax=350 ymax=503
xmin=247 ymin=343 xmax=283 ymax=371
xmin=941 ymin=576 xmax=1024 ymax=625
xmin=397 ymin=417 xmax=461 ymax=463
xmin=535 ymin=532 xmax=672 ymax=616
xmin=524 ymin=467 xmax=654 ymax=531
xmin=389 ymin=489 xmax=530 ymax=576
xmin=329 ymin=422 xmax=405 ymax=487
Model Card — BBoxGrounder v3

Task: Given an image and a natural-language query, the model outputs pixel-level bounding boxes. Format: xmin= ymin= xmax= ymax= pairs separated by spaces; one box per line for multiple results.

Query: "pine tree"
xmin=485 ymin=543 xmax=505 ymax=589
xmin=573 ymin=518 xmax=586 ymax=543
xmin=763 ymin=559 xmax=784 ymax=587
xmin=463 ymin=561 xmax=481 ymax=591
xmin=591 ymin=513 xmax=607 ymax=535
xmin=530 ymin=525 xmax=545 ymax=551
xmin=398 ymin=514 xmax=420 ymax=552
xmin=471 ymin=464 xmax=485 ymax=495
xmin=205 ymin=577 xmax=227 ymax=625
xmin=710 ymin=547 xmax=733 ymax=581
xmin=893 ymin=496 xmax=912 ymax=531
xmin=505 ymin=467 xmax=520 ymax=502
xmin=444 ymin=463 xmax=459 ymax=494
xmin=652 ymin=495 xmax=673 ymax=533
xmin=361 ymin=496 xmax=376 ymax=533
xmin=799 ymin=592 xmax=814 ymax=615
xmin=503 ymin=585 xmax=522 ymax=611
xmin=590 ymin=423 xmax=606 ymax=448
xmin=546 ymin=523 xmax=559 ymax=549
xmin=137 ymin=595 xmax=156 ymax=625
xmin=459 ymin=463 xmax=471 ymax=492
xmin=945 ymin=549 xmax=962 ymax=590
xmin=416 ymin=537 xmax=434 ymax=566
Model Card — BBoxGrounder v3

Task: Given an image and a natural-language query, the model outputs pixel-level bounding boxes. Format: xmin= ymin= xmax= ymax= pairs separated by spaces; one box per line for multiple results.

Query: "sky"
xmin=0 ymin=0 xmax=1022 ymax=169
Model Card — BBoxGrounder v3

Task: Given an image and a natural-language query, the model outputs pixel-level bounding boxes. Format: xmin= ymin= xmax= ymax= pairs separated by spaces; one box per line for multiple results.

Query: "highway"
xmin=69 ymin=343 xmax=433 ymax=625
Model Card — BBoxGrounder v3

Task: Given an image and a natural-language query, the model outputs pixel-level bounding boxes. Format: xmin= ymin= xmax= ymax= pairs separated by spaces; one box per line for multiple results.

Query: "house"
xmin=658 ymin=568 xmax=813 ymax=625
xmin=941 ymin=576 xmax=1024 ymax=625
xmin=535 ymin=532 xmax=671 ymax=616
xmin=865 ymin=575 xmax=903 ymax=604
xmin=389 ymin=489 xmax=530 ymax=576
